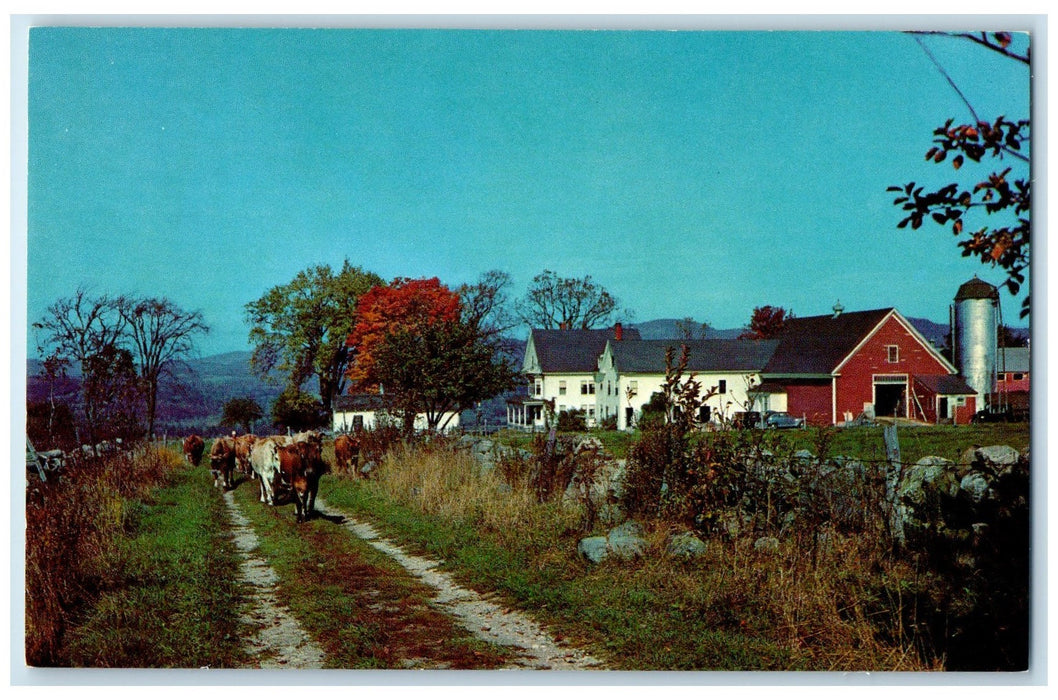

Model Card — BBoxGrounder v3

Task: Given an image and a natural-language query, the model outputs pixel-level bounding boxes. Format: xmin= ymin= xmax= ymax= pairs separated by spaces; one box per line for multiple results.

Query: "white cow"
xmin=249 ymin=437 xmax=286 ymax=505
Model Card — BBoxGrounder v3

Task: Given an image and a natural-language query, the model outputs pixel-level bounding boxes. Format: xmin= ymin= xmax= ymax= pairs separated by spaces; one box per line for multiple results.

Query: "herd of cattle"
xmin=182 ymin=432 xmax=362 ymax=522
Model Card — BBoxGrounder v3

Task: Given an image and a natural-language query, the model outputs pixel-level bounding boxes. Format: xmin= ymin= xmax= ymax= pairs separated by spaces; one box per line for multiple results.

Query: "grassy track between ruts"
xmin=58 ymin=457 xmax=247 ymax=668
xmin=229 ymin=476 xmax=512 ymax=669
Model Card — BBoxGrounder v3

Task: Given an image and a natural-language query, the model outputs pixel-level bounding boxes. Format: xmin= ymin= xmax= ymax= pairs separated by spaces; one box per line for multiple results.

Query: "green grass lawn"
xmin=494 ymin=422 xmax=1030 ymax=465
xmin=58 ymin=462 xmax=247 ymax=668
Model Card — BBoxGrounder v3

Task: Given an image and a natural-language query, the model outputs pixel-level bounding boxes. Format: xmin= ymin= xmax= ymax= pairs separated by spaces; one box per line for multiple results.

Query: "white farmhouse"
xmin=333 ymin=394 xmax=461 ymax=434
xmin=507 ymin=324 xmax=640 ymax=431
xmin=596 ymin=338 xmax=780 ymax=431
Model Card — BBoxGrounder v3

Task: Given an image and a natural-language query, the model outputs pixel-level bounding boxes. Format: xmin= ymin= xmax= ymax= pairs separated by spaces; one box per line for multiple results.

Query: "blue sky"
xmin=24 ymin=27 xmax=1032 ymax=355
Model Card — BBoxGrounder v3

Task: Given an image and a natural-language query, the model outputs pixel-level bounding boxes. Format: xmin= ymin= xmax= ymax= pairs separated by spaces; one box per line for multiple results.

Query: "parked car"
xmin=763 ymin=411 xmax=805 ymax=429
xmin=971 ymin=409 xmax=1015 ymax=424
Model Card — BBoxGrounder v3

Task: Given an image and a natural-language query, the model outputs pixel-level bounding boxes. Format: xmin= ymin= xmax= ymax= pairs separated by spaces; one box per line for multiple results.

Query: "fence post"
xmin=883 ymin=423 xmax=905 ymax=546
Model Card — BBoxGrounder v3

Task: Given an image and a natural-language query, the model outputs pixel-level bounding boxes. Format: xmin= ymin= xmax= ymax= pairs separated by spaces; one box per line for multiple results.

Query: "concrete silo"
xmin=952 ymin=276 xmax=999 ymax=410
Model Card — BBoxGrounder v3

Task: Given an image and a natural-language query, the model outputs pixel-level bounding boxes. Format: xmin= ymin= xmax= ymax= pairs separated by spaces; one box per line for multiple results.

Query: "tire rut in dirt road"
xmin=223 ymin=490 xmax=327 ymax=669
xmin=314 ymin=497 xmax=605 ymax=670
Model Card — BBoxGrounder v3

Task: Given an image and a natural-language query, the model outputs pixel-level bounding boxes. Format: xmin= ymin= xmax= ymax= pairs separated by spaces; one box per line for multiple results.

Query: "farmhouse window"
xmin=581 ymin=380 xmax=595 ymax=395
xmin=559 ymin=380 xmax=567 ymax=395
xmin=718 ymin=379 xmax=727 ymax=394
xmin=533 ymin=380 xmax=542 ymax=396
xmin=886 ymin=345 xmax=900 ymax=363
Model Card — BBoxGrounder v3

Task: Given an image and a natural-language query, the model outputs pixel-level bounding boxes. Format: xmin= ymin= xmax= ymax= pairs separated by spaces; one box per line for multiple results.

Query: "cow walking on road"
xmin=209 ymin=436 xmax=237 ymax=490
xmin=183 ymin=435 xmax=205 ymax=467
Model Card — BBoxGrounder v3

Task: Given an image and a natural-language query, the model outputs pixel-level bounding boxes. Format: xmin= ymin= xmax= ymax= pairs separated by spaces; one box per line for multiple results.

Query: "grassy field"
xmin=492 ymin=422 xmax=1031 ymax=465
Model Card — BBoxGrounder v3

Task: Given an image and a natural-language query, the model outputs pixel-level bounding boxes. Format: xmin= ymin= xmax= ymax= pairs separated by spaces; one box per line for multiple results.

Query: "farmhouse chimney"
xmin=614 ymin=322 xmax=623 ymax=341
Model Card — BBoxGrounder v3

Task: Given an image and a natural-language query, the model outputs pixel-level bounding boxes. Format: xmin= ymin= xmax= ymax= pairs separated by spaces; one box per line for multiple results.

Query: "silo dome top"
xmin=955 ymin=275 xmax=1000 ymax=301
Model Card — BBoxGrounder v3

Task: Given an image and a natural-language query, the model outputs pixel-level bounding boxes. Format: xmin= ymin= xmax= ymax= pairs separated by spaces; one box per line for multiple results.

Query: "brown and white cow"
xmin=208 ymin=436 xmax=237 ymax=490
xmin=334 ymin=433 xmax=360 ymax=475
xmin=183 ymin=435 xmax=205 ymax=467
xmin=233 ymin=434 xmax=258 ymax=476
xmin=277 ymin=438 xmax=329 ymax=522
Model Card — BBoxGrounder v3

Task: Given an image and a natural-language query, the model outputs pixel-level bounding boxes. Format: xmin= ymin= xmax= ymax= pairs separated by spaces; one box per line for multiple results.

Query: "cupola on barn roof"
xmin=954 ymin=275 xmax=1000 ymax=301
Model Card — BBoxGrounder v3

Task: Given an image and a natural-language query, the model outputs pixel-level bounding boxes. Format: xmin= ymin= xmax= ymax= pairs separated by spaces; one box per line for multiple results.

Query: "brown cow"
xmin=183 ymin=435 xmax=205 ymax=466
xmin=334 ymin=434 xmax=360 ymax=476
xmin=277 ymin=439 xmax=329 ymax=522
xmin=209 ymin=436 xmax=236 ymax=490
xmin=233 ymin=434 xmax=258 ymax=476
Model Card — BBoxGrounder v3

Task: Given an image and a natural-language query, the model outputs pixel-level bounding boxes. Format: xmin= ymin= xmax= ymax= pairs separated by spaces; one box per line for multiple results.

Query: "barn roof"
xmin=608 ymin=339 xmax=780 ymax=374
xmin=999 ymin=347 xmax=1030 ymax=373
xmin=914 ymin=374 xmax=977 ymax=396
xmin=529 ymin=326 xmax=642 ymax=373
xmin=763 ymin=308 xmax=894 ymax=375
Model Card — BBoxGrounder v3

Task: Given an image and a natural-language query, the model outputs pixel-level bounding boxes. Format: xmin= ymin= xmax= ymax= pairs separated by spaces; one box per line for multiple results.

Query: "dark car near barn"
xmin=763 ymin=411 xmax=805 ymax=429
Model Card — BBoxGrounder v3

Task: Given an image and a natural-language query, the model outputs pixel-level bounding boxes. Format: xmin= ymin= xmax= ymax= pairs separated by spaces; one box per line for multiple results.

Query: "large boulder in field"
xmin=607 ymin=520 xmax=648 ymax=560
xmin=577 ymin=536 xmax=609 ymax=564
xmin=666 ymin=532 xmax=707 ymax=560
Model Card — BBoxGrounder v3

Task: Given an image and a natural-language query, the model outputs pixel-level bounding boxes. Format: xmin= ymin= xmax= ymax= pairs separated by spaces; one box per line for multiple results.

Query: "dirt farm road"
xmin=221 ymin=491 xmax=604 ymax=670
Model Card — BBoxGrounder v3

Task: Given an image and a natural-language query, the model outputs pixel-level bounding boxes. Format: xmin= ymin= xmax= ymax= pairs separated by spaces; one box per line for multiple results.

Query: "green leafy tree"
xmin=889 ymin=32 xmax=1030 ymax=318
xmin=271 ymin=387 xmax=326 ymax=433
xmin=739 ymin=305 xmax=793 ymax=340
xmin=246 ymin=261 xmax=383 ymax=412
xmin=516 ymin=269 xmax=631 ymax=329
xmin=368 ymin=319 xmax=519 ymax=434
xmin=221 ymin=397 xmax=264 ymax=434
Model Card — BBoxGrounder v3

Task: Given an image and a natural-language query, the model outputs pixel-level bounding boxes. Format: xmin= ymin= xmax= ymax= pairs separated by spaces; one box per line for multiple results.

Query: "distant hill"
xmin=632 ymin=319 xmax=742 ymax=341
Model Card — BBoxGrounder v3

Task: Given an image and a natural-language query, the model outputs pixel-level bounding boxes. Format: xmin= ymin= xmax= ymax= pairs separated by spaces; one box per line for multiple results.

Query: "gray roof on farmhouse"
xmin=333 ymin=394 xmax=388 ymax=412
xmin=530 ymin=327 xmax=642 ymax=373
xmin=609 ymin=339 xmax=781 ymax=373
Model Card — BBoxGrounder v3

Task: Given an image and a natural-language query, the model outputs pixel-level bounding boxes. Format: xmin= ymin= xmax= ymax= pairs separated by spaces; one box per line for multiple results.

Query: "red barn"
xmin=758 ymin=307 xmax=976 ymax=425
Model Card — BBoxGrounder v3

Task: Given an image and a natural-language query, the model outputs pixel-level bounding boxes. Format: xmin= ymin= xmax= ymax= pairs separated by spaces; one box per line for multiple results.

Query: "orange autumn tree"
xmin=344 ymin=276 xmax=516 ymax=433
xmin=345 ymin=277 xmax=462 ymax=389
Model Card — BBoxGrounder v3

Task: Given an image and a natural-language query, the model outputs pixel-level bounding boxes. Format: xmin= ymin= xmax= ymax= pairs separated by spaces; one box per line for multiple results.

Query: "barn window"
xmin=886 ymin=345 xmax=900 ymax=363
xmin=1013 ymin=373 xmax=1024 ymax=381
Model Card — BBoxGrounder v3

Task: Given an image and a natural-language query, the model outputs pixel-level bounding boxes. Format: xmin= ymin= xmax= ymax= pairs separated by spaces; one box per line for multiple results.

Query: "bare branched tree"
xmin=516 ymin=270 xmax=630 ymax=329
xmin=32 ymin=288 xmax=128 ymax=444
xmin=118 ymin=296 xmax=209 ymax=438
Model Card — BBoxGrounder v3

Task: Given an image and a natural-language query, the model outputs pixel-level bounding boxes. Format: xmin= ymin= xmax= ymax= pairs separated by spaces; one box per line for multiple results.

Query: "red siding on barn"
xmin=781 ymin=379 xmax=833 ymax=426
xmin=834 ymin=314 xmax=953 ymax=422
xmin=954 ymin=396 xmax=977 ymax=425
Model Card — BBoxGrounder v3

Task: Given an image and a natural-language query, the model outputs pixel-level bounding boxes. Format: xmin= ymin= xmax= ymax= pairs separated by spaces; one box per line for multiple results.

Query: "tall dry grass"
xmin=341 ymin=440 xmax=934 ymax=670
xmin=25 ymin=446 xmax=182 ymax=666
xmin=370 ymin=442 xmax=580 ymax=538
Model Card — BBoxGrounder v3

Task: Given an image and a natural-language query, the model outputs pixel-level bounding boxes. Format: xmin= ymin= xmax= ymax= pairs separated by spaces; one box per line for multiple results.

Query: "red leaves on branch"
xmin=345 ymin=277 xmax=461 ymax=388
